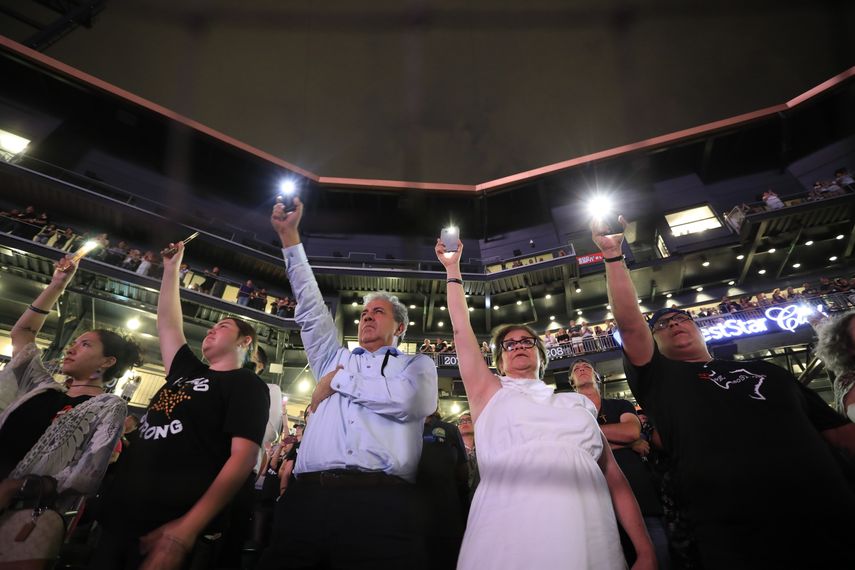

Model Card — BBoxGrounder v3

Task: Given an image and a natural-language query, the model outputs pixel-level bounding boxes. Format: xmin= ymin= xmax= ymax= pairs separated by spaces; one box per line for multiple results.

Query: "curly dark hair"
xmin=814 ymin=310 xmax=855 ymax=376
xmin=92 ymin=329 xmax=144 ymax=388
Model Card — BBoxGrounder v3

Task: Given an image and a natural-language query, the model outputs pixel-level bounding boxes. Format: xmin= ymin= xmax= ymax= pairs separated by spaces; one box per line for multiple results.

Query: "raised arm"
xmin=157 ymin=241 xmax=188 ymax=374
xmin=435 ymin=239 xmax=500 ymax=421
xmin=10 ymin=255 xmax=77 ymax=356
xmin=591 ymin=216 xmax=654 ymax=367
xmin=271 ymin=198 xmax=342 ymax=376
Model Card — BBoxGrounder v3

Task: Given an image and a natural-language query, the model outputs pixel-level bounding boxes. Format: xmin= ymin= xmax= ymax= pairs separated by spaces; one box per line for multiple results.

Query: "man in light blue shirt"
xmin=259 ymin=197 xmax=438 ymax=570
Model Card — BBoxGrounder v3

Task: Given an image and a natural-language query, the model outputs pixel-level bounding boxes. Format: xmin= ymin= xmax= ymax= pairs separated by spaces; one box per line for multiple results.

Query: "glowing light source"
xmin=126 ymin=318 xmax=141 ymax=331
xmin=836 ymin=234 xmax=844 ymax=240
xmin=665 ymin=293 xmax=672 ymax=298
xmin=736 ymin=254 xmax=745 ymax=260
xmin=829 ymin=256 xmax=838 ymax=261
xmin=409 ymin=304 xmax=416 ymax=309
xmin=728 ymin=280 xmax=735 ymax=286
xmin=516 ymin=300 xmax=522 ymax=306
xmin=696 ymin=287 xmax=703 ymax=292
xmin=545 ymin=294 xmax=552 ymax=299
xmin=805 ymin=240 xmax=814 ymax=246
xmin=493 ymin=306 xmax=500 ymax=311
xmin=549 ymin=315 xmax=555 ymax=320
xmin=438 ymin=321 xmax=444 ymax=327
xmin=0 ymin=129 xmax=30 ymax=155
xmin=758 ymin=269 xmax=766 ymax=275
xmin=353 ymin=319 xmax=359 ymax=324
xmin=352 ymin=301 xmax=358 ymax=306
xmin=409 ymin=321 xmax=415 ymax=325
xmin=450 ymin=402 xmax=462 ymax=414
xmin=767 ymin=248 xmax=776 ymax=254
xmin=792 ymin=263 xmax=801 ymax=268
xmin=297 ymin=378 xmax=311 ymax=393
xmin=586 ymin=194 xmax=614 ymax=220
xmin=440 ymin=306 xmax=447 ymax=311
xmin=279 ymin=179 xmax=297 ymax=195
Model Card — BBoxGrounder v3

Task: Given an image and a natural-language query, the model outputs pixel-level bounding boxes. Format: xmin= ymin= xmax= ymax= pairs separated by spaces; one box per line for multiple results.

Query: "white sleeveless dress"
xmin=457 ymin=377 xmax=626 ymax=570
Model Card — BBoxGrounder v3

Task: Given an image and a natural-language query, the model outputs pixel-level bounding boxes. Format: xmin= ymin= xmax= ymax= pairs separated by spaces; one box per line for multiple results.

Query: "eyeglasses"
xmin=458 ymin=417 xmax=472 ymax=424
xmin=652 ymin=313 xmax=693 ymax=331
xmin=500 ymin=337 xmax=538 ymax=351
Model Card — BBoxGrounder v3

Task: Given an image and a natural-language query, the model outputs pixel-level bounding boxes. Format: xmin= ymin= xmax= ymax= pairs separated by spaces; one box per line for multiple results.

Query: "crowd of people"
xmin=2 ymin=198 xmax=855 ymax=570
xmin=742 ymin=166 xmax=854 ymax=215
xmin=0 ymin=203 xmax=299 ymax=319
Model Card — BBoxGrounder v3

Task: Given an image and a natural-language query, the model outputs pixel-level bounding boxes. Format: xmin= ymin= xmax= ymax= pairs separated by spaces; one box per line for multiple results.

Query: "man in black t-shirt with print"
xmin=592 ymin=214 xmax=855 ymax=570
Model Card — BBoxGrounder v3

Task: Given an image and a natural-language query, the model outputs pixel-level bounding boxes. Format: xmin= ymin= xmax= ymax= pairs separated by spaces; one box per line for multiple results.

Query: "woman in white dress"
xmin=436 ymin=239 xmax=655 ymax=570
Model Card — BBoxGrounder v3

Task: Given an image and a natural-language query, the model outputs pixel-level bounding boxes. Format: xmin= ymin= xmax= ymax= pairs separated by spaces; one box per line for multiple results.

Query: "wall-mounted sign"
xmin=577 ymin=252 xmax=604 ymax=266
xmin=700 ymin=304 xmax=820 ymax=342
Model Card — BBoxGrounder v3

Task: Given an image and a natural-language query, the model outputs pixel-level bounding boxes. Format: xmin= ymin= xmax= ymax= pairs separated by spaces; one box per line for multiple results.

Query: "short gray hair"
xmin=363 ymin=291 xmax=409 ymax=343
xmin=814 ymin=310 xmax=855 ymax=376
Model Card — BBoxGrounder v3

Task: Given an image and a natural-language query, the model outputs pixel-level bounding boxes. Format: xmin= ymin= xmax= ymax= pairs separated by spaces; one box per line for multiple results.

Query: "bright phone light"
xmin=586 ymin=194 xmax=613 ymax=220
xmin=279 ymin=179 xmax=297 ymax=196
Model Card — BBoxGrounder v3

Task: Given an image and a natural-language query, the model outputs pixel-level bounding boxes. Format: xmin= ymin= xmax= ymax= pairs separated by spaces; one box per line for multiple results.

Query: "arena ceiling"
xmin=2 ymin=0 xmax=854 ymax=185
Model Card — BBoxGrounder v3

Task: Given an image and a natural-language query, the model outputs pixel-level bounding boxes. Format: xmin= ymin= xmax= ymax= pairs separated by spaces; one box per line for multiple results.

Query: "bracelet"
xmin=603 ymin=255 xmax=625 ymax=263
xmin=27 ymin=304 xmax=50 ymax=315
xmin=447 ymin=278 xmax=464 ymax=285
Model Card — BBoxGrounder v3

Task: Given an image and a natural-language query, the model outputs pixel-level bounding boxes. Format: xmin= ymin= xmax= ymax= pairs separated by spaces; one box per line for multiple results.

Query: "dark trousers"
xmin=87 ymin=528 xmax=222 ymax=570
xmin=257 ymin=478 xmax=426 ymax=570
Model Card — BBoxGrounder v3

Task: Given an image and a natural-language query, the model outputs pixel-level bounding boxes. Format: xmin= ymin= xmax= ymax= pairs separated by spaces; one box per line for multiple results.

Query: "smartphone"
xmin=276 ymin=195 xmax=298 ymax=213
xmin=596 ymin=215 xmax=622 ymax=236
xmin=441 ymin=227 xmax=460 ymax=252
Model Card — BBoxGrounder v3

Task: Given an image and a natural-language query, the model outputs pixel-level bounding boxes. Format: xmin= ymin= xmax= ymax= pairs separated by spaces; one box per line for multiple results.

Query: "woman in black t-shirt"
xmin=92 ymin=241 xmax=270 ymax=570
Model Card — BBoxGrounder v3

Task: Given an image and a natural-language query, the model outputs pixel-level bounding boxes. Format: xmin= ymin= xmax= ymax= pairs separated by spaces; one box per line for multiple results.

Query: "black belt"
xmin=296 ymin=469 xmax=409 ymax=488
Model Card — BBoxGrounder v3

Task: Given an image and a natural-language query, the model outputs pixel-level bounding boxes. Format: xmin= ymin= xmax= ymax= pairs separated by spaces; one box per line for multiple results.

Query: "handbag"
xmin=0 ymin=477 xmax=66 ymax=570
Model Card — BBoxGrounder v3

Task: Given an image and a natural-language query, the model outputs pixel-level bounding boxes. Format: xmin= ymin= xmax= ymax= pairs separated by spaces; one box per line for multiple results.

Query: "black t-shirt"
xmin=0 ymin=391 xmax=92 ymax=479
xmin=103 ymin=345 xmax=269 ymax=535
xmin=624 ymin=345 xmax=855 ymax=565
xmin=597 ymin=399 xmax=663 ymax=516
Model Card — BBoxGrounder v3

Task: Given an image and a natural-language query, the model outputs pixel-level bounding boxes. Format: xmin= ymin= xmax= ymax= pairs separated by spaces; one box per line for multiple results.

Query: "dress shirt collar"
xmin=351 ymin=345 xmax=401 ymax=357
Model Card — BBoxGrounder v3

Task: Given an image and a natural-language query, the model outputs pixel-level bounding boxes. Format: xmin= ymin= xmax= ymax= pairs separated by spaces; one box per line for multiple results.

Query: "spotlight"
xmin=805 ymin=240 xmax=814 ymax=246
xmin=736 ymin=254 xmax=745 ymax=260
xmin=126 ymin=317 xmax=141 ymax=331
xmin=586 ymin=194 xmax=614 ymax=220
xmin=0 ymin=129 xmax=30 ymax=155
xmin=758 ymin=269 xmax=766 ymax=275
xmin=829 ymin=256 xmax=838 ymax=262
xmin=792 ymin=263 xmax=801 ymax=268
xmin=438 ymin=321 xmax=444 ymax=327
xmin=450 ymin=402 xmax=462 ymax=414
xmin=836 ymin=234 xmax=844 ymax=240
xmin=297 ymin=378 xmax=311 ymax=393
xmin=279 ymin=179 xmax=297 ymax=195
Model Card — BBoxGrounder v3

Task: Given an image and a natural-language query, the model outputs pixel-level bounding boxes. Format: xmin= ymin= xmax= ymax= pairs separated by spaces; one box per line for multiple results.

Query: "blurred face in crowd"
xmin=652 ymin=311 xmax=709 ymax=361
xmin=498 ymin=328 xmax=541 ymax=379
xmin=458 ymin=413 xmax=473 ymax=437
xmin=202 ymin=319 xmax=252 ymax=363
xmin=570 ymin=361 xmax=597 ymax=391
xmin=358 ymin=299 xmax=403 ymax=350
xmin=62 ymin=331 xmax=117 ymax=383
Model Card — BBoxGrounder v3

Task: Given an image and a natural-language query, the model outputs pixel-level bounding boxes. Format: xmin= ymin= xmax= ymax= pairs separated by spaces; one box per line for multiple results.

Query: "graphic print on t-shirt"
xmin=703 ymin=367 xmax=766 ymax=400
xmin=140 ymin=375 xmax=211 ymax=440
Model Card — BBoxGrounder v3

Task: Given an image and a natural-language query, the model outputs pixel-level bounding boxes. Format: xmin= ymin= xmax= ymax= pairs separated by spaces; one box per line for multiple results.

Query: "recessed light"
xmin=606 ymin=305 xmax=611 ymax=310
xmin=758 ymin=269 xmax=766 ymax=275
xmin=702 ymin=260 xmax=710 ymax=267
xmin=353 ymin=319 xmax=359 ymax=324
xmin=727 ymin=281 xmax=735 ymax=286
xmin=409 ymin=304 xmax=416 ymax=309
xmin=438 ymin=321 xmax=444 ymax=327
xmin=549 ymin=315 xmax=555 ymax=320
xmin=440 ymin=306 xmax=446 ymax=311
xmin=576 ymin=310 xmax=583 ymax=315
xmin=516 ymin=300 xmax=522 ymax=305
xmin=792 ymin=263 xmax=801 ymax=268
xmin=637 ymin=299 xmax=642 ymax=304
xmin=408 ymin=321 xmax=415 ymax=325
xmin=468 ymin=307 xmax=474 ymax=312
xmin=736 ymin=254 xmax=745 ymax=260
xmin=575 ymin=287 xmax=582 ymax=293
xmin=696 ymin=287 xmax=703 ymax=292
xmin=351 ymin=301 xmax=358 ymax=306
xmin=836 ymin=234 xmax=844 ymax=240
xmin=493 ymin=305 xmax=500 ymax=311
xmin=767 ymin=248 xmax=776 ymax=254
xmin=665 ymin=293 xmax=672 ymax=298
xmin=126 ymin=318 xmax=141 ymax=330
xmin=805 ymin=240 xmax=814 ymax=246
xmin=545 ymin=294 xmax=552 ymax=299
xmin=829 ymin=256 xmax=838 ymax=262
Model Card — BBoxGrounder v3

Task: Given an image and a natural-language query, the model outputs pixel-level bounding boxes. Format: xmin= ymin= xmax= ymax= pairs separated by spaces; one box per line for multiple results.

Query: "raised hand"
xmin=435 ymin=239 xmax=463 ymax=271
xmin=271 ymin=197 xmax=304 ymax=247
xmin=590 ymin=215 xmax=627 ymax=258
xmin=161 ymin=241 xmax=185 ymax=271
xmin=52 ymin=254 xmax=78 ymax=285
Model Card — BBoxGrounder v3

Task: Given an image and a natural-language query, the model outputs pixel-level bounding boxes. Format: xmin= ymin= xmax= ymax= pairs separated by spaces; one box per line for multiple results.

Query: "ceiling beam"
xmin=737 ymin=219 xmax=769 ymax=285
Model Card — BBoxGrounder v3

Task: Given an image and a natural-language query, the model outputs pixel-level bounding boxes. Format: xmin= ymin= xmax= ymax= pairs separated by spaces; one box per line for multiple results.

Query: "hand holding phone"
xmin=441 ymin=226 xmax=460 ymax=252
